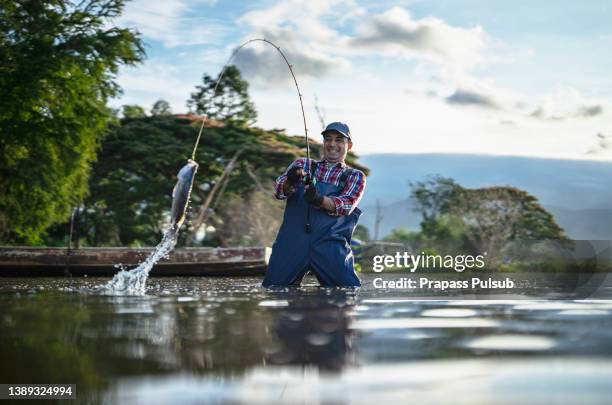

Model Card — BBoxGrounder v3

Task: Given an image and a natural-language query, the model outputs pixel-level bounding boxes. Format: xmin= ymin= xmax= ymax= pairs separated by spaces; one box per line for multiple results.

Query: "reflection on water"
xmin=264 ymin=289 xmax=356 ymax=371
xmin=1 ymin=274 xmax=612 ymax=404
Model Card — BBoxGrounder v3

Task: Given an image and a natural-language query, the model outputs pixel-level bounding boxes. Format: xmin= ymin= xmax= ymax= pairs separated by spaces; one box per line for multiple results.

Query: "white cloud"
xmin=232 ymin=30 xmax=351 ymax=84
xmin=232 ymin=1 xmax=490 ymax=89
xmin=437 ymin=78 xmax=607 ymax=128
xmin=117 ymin=0 xmax=227 ymax=47
xmin=528 ymin=88 xmax=605 ymax=121
xmin=234 ymin=0 xmax=355 ymax=83
xmin=586 ymin=133 xmax=612 ymax=157
xmin=233 ymin=2 xmax=488 ymax=87
xmin=348 ymin=7 xmax=485 ymax=71
xmin=431 ymin=74 xmax=521 ymax=114
xmin=238 ymin=0 xmax=348 ymax=33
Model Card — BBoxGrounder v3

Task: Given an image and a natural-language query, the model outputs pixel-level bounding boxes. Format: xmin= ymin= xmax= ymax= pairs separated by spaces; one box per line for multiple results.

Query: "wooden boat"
xmin=0 ymin=247 xmax=271 ymax=277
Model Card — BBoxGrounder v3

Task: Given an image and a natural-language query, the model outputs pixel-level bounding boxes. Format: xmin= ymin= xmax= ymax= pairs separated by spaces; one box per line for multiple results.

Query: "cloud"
xmin=436 ymin=74 xmax=522 ymax=113
xmin=233 ymin=2 xmax=488 ymax=85
xmin=530 ymin=105 xmax=604 ymax=120
xmin=234 ymin=1 xmax=355 ymax=83
xmin=526 ymin=88 xmax=606 ymax=121
xmin=499 ymin=119 xmax=517 ymax=127
xmin=118 ymin=0 xmax=227 ymax=47
xmin=586 ymin=133 xmax=611 ymax=156
xmin=237 ymin=0 xmax=352 ymax=45
xmin=233 ymin=44 xmax=350 ymax=83
xmin=348 ymin=7 xmax=485 ymax=70
xmin=232 ymin=28 xmax=350 ymax=83
xmin=445 ymin=89 xmax=500 ymax=109
xmin=577 ymin=105 xmax=605 ymax=117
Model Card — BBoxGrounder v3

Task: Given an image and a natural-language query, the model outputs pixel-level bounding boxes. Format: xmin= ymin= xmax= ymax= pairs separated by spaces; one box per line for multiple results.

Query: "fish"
xmin=170 ymin=159 xmax=199 ymax=230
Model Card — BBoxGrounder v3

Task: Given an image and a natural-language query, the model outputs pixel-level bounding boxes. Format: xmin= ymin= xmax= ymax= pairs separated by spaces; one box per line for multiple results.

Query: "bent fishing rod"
xmin=190 ymin=38 xmax=315 ymax=233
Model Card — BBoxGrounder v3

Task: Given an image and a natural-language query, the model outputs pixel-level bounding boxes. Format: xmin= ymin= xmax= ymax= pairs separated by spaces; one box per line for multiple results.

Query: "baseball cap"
xmin=322 ymin=122 xmax=351 ymax=140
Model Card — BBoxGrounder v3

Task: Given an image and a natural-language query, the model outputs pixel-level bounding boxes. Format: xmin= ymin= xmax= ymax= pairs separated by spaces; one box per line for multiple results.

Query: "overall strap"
xmin=311 ymin=160 xmax=350 ymax=190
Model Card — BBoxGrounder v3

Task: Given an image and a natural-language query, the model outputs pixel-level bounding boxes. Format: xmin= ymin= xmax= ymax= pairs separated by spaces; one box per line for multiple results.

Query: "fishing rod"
xmin=190 ymin=38 xmax=315 ymax=233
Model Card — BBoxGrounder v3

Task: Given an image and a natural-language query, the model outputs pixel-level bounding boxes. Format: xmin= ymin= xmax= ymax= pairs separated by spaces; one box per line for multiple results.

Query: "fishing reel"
xmin=303 ymin=173 xmax=316 ymax=188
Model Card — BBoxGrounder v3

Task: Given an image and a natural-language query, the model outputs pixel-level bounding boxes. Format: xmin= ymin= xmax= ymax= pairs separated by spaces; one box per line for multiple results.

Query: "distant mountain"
xmin=356 ymin=154 xmax=612 ymax=239
xmin=545 ymin=206 xmax=612 ymax=240
xmin=359 ymin=198 xmax=418 ymax=239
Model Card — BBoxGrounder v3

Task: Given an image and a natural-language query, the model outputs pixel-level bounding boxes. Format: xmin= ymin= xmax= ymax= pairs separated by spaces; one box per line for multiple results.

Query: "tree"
xmin=383 ymin=227 xmax=418 ymax=243
xmin=410 ymin=175 xmax=461 ymax=238
xmin=150 ymin=99 xmax=172 ymax=116
xmin=214 ymin=191 xmax=283 ymax=247
xmin=122 ymin=104 xmax=146 ymax=118
xmin=409 ymin=177 xmax=567 ymax=261
xmin=449 ymin=186 xmax=568 ymax=255
xmin=0 ymin=0 xmax=144 ymax=244
xmin=187 ymin=65 xmax=257 ymax=126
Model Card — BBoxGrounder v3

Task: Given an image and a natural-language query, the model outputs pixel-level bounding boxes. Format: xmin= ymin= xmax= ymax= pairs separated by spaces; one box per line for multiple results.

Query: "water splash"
xmin=101 ymin=227 xmax=179 ymax=296
xmin=99 ymin=159 xmax=198 ymax=296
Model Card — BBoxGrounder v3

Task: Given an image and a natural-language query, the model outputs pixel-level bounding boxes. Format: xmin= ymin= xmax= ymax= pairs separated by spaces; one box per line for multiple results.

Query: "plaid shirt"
xmin=274 ymin=158 xmax=366 ymax=216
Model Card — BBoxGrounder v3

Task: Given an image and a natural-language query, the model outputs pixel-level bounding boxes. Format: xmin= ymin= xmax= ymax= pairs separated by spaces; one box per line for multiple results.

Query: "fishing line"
xmin=191 ymin=38 xmax=311 ymax=167
xmin=190 ymin=38 xmax=315 ymax=233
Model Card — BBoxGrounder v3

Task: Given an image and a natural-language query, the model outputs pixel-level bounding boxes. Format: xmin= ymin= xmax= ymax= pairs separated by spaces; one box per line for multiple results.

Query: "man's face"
xmin=323 ymin=131 xmax=352 ymax=163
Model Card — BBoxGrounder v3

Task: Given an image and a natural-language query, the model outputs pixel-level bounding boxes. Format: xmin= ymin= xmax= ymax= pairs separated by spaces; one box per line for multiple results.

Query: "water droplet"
xmin=306 ymin=333 xmax=332 ymax=346
xmin=421 ymin=308 xmax=479 ymax=318
xmin=258 ymin=300 xmax=289 ymax=307
xmin=464 ymin=334 xmax=556 ymax=351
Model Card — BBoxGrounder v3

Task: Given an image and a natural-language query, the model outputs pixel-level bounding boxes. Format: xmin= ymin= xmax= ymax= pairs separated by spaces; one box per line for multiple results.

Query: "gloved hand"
xmin=286 ymin=166 xmax=304 ymax=186
xmin=304 ymin=184 xmax=324 ymax=207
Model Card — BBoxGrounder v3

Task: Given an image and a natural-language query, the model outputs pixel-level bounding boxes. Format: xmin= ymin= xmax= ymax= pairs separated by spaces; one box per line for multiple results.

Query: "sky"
xmin=111 ymin=0 xmax=612 ymax=160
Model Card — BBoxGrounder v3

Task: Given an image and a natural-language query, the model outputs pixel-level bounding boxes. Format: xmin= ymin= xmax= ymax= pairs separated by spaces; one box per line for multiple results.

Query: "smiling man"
xmin=262 ymin=122 xmax=366 ymax=287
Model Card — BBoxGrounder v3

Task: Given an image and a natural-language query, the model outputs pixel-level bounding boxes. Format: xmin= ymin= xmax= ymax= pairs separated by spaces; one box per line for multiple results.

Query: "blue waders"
xmin=263 ymin=170 xmax=362 ymax=287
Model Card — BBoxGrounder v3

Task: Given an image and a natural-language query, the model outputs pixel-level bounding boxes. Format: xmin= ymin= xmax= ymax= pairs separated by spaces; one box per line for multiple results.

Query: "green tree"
xmin=410 ymin=175 xmax=461 ymax=238
xmin=450 ymin=186 xmax=568 ymax=242
xmin=150 ymin=99 xmax=172 ymax=116
xmin=450 ymin=186 xmax=568 ymax=263
xmin=418 ymin=214 xmax=468 ymax=242
xmin=0 ymin=0 xmax=144 ymax=244
xmin=410 ymin=176 xmax=568 ymax=261
xmin=187 ymin=65 xmax=257 ymax=126
xmin=122 ymin=104 xmax=146 ymax=118
xmin=383 ymin=227 xmax=419 ymax=243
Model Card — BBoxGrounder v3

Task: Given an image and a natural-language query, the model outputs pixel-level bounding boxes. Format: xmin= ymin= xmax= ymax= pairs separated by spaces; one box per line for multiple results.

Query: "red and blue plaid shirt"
xmin=274 ymin=158 xmax=366 ymax=216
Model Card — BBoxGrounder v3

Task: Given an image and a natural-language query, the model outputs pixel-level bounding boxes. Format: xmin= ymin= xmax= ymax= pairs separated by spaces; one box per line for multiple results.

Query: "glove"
xmin=304 ymin=185 xmax=324 ymax=207
xmin=286 ymin=166 xmax=303 ymax=186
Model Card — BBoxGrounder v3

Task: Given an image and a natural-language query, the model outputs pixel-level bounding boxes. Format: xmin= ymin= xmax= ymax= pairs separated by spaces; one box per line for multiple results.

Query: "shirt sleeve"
xmin=274 ymin=158 xmax=307 ymax=200
xmin=329 ymin=169 xmax=366 ymax=216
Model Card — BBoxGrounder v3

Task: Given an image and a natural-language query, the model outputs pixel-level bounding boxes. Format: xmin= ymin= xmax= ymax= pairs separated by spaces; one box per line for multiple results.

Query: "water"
xmin=101 ymin=228 xmax=178 ymax=296
xmin=1 ymin=274 xmax=612 ymax=404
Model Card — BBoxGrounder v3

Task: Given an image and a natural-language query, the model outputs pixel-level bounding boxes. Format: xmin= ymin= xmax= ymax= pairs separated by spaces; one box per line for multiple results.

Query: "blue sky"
xmin=111 ymin=0 xmax=612 ymax=160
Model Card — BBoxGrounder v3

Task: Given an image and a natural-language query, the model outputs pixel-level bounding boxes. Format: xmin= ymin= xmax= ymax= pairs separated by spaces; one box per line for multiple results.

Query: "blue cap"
xmin=322 ymin=122 xmax=351 ymax=140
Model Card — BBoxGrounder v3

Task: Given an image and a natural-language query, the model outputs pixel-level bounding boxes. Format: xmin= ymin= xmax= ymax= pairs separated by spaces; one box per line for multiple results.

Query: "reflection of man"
xmin=266 ymin=290 xmax=356 ymax=371
xmin=263 ymin=122 xmax=366 ymax=287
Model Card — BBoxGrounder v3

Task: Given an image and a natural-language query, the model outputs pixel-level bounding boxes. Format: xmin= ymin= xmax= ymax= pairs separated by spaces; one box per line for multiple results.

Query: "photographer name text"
xmin=373 ymin=277 xmax=514 ymax=290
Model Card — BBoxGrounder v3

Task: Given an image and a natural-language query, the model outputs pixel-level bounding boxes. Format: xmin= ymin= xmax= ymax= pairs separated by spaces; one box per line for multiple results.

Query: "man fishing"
xmin=263 ymin=122 xmax=366 ymax=287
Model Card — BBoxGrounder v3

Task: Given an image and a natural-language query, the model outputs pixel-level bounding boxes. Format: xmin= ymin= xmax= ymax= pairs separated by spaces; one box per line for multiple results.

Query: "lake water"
xmin=1 ymin=273 xmax=612 ymax=404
